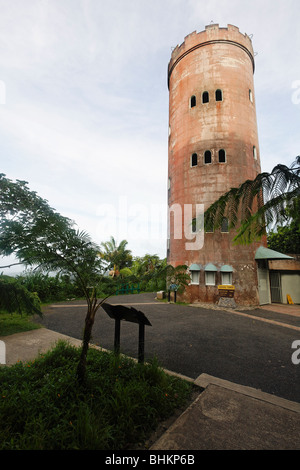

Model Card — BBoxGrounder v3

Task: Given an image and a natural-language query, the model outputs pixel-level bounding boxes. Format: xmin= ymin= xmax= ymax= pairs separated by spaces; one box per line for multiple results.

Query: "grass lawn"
xmin=0 ymin=341 xmax=194 ymax=450
xmin=0 ymin=311 xmax=42 ymax=336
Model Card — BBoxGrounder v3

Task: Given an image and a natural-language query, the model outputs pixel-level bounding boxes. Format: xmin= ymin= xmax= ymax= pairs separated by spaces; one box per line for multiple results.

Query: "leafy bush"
xmin=0 ymin=341 xmax=193 ymax=450
xmin=17 ymin=271 xmax=85 ymax=303
xmin=0 ymin=275 xmax=41 ymax=315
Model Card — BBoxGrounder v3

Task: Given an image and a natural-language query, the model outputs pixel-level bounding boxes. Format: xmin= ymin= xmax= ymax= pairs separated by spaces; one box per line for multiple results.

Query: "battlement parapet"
xmin=168 ymin=24 xmax=255 ymax=87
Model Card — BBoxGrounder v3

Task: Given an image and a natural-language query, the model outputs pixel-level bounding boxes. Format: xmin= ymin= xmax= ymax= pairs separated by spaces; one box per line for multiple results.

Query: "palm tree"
xmin=99 ymin=236 xmax=132 ymax=272
xmin=204 ymin=156 xmax=300 ymax=244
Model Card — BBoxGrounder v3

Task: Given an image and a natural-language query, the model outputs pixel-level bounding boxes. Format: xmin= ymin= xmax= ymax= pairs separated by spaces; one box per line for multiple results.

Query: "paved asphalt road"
xmin=36 ymin=293 xmax=300 ymax=403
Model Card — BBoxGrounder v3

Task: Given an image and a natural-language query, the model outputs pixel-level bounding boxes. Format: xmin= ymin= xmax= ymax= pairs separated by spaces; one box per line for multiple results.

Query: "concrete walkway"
xmin=1 ymin=327 xmax=300 ymax=450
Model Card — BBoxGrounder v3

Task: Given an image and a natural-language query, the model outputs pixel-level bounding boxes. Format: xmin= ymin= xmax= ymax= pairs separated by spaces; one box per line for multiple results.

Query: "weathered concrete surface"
xmin=151 ymin=380 xmax=300 ymax=450
xmin=0 ymin=328 xmax=83 ymax=365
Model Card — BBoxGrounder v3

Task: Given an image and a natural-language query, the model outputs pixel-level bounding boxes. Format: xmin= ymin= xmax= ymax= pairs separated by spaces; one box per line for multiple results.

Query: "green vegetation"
xmin=0 ymin=311 xmax=42 ymax=336
xmin=0 ymin=173 xmax=190 ymax=382
xmin=0 ymin=341 xmax=193 ymax=450
xmin=204 ymin=156 xmax=300 ymax=245
xmin=0 ymin=275 xmax=41 ymax=315
xmin=16 ymin=271 xmax=86 ymax=303
xmin=267 ymin=196 xmax=300 ymax=254
xmin=0 ymin=172 xmax=193 ymax=450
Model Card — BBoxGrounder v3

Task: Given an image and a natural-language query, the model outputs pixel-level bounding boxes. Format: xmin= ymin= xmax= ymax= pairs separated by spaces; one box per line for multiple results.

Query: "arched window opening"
xmin=221 ymin=217 xmax=229 ymax=233
xmin=215 ymin=89 xmax=223 ymax=101
xmin=191 ymin=217 xmax=197 ymax=233
xmin=249 ymin=89 xmax=253 ymax=102
xmin=202 ymin=91 xmax=209 ymax=104
xmin=218 ymin=149 xmax=226 ymax=163
xmin=190 ymin=95 xmax=196 ymax=108
xmin=205 ymin=220 xmax=214 ymax=233
xmin=191 ymin=153 xmax=198 ymax=167
xmin=204 ymin=150 xmax=211 ymax=164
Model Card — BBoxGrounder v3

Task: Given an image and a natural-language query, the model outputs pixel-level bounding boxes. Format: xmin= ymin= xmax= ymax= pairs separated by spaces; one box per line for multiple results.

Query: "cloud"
xmin=0 ymin=0 xmax=299 ymax=261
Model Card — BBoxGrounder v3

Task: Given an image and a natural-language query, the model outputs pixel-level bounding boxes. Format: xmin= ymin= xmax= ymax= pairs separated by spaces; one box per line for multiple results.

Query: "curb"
xmin=195 ymin=373 xmax=300 ymax=413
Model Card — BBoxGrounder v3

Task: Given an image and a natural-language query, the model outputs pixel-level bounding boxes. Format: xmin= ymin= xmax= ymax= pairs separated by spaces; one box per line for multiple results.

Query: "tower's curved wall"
xmin=167 ymin=24 xmax=264 ymax=305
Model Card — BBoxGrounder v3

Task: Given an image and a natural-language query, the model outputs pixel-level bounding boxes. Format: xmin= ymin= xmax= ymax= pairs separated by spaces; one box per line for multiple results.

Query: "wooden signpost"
xmin=101 ymin=303 xmax=152 ymax=363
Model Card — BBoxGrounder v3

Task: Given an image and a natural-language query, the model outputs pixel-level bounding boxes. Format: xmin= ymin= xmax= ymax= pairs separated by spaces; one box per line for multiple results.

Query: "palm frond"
xmin=204 ymin=156 xmax=300 ymax=244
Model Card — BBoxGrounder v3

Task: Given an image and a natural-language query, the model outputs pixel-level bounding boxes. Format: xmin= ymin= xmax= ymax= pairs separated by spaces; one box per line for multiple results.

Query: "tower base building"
xmin=167 ymin=24 xmax=267 ymax=306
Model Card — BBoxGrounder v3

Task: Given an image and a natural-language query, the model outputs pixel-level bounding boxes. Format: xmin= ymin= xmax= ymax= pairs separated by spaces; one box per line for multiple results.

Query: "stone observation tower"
xmin=167 ymin=24 xmax=263 ymax=305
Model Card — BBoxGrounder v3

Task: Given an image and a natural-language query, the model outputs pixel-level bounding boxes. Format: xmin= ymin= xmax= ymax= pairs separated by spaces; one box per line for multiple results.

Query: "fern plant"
xmin=204 ymin=156 xmax=300 ymax=244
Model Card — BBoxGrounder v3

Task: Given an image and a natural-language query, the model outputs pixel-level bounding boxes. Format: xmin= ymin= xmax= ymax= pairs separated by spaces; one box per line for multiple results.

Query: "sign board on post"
xmin=168 ymin=284 xmax=178 ymax=302
xmin=101 ymin=303 xmax=152 ymax=363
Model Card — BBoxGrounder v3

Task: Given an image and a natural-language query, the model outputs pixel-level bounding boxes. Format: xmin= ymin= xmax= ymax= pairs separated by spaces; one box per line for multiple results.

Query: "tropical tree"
xmin=131 ymin=254 xmax=166 ymax=276
xmin=131 ymin=254 xmax=167 ymax=291
xmin=0 ymin=174 xmax=114 ymax=382
xmin=99 ymin=236 xmax=132 ymax=272
xmin=204 ymin=156 xmax=300 ymax=245
xmin=0 ymin=275 xmax=41 ymax=315
xmin=267 ymin=195 xmax=300 ymax=253
xmin=165 ymin=264 xmax=190 ymax=294
xmin=267 ymin=223 xmax=300 ymax=254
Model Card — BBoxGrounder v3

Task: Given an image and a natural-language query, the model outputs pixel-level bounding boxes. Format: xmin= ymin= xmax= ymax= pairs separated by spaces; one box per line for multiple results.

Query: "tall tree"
xmin=204 ymin=156 xmax=300 ymax=244
xmin=99 ymin=236 xmax=132 ymax=271
xmin=0 ymin=174 xmax=113 ymax=382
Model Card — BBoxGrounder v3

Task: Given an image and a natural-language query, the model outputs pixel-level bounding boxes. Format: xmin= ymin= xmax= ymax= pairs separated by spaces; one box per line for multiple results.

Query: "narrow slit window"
xmin=190 ymin=95 xmax=196 ymax=108
xmin=191 ymin=153 xmax=198 ymax=167
xmin=205 ymin=220 xmax=214 ymax=233
xmin=215 ymin=89 xmax=222 ymax=101
xmin=221 ymin=217 xmax=229 ymax=232
xmin=253 ymin=146 xmax=257 ymax=160
xmin=249 ymin=89 xmax=253 ymax=102
xmin=191 ymin=217 xmax=197 ymax=233
xmin=218 ymin=149 xmax=226 ymax=163
xmin=202 ymin=91 xmax=209 ymax=103
xmin=204 ymin=150 xmax=211 ymax=164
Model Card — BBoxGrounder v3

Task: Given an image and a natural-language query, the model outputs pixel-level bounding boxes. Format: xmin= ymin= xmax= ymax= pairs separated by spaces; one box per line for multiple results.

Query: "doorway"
xmin=270 ymin=271 xmax=282 ymax=303
xmin=257 ymin=263 xmax=270 ymax=305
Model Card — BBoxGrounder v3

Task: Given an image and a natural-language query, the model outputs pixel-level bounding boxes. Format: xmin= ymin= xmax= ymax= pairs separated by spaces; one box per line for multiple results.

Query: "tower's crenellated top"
xmin=168 ymin=24 xmax=255 ymax=88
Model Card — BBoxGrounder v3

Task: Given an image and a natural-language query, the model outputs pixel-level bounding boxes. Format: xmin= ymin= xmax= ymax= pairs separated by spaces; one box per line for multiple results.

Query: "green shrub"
xmin=17 ymin=272 xmax=85 ymax=303
xmin=0 ymin=341 xmax=193 ymax=450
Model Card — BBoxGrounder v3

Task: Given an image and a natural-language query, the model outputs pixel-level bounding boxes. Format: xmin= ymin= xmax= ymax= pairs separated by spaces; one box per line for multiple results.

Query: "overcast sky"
xmin=0 ymin=0 xmax=299 ymax=268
